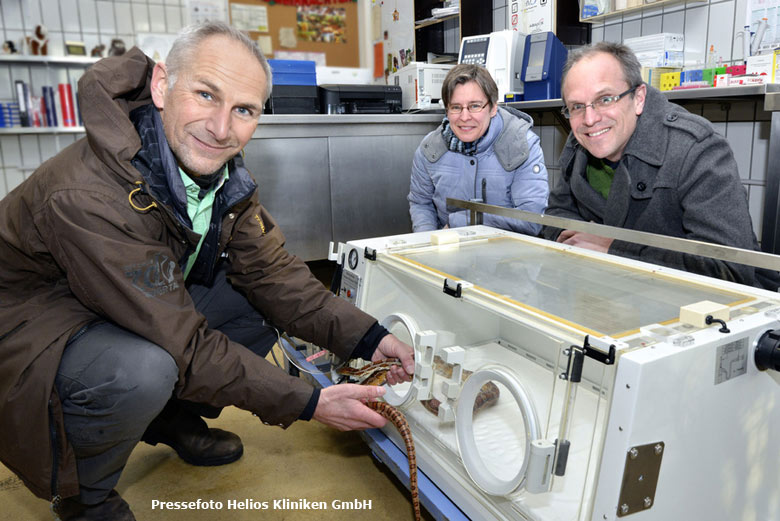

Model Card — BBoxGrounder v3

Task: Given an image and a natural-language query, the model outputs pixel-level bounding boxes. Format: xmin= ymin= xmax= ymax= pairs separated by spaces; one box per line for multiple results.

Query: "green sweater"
xmin=586 ymin=155 xmax=616 ymax=199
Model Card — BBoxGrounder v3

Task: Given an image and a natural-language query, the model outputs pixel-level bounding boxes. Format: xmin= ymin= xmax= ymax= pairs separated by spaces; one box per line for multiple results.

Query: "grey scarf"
xmin=441 ymin=117 xmax=482 ymax=156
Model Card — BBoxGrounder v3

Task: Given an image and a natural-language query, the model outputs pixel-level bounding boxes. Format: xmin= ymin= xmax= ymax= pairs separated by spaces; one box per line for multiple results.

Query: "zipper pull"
xmin=481 ymin=178 xmax=487 ymax=204
xmin=50 ymin=494 xmax=62 ymax=520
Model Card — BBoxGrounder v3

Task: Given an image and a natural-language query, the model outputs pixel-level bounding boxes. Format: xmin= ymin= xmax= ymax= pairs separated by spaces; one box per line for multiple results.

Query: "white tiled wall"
xmin=589 ymin=0 xmax=751 ymax=66
xmin=491 ymin=0 xmax=771 ymax=242
xmin=0 ymin=0 xmax=186 ymax=199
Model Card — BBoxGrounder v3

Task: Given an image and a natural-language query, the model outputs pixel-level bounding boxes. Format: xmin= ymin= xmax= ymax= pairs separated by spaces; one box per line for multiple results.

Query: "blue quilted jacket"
xmin=408 ymin=106 xmax=549 ymax=235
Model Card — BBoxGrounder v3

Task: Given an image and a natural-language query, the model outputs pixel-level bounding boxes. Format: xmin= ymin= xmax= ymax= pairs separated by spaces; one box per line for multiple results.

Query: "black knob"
xmin=756 ymin=329 xmax=780 ymax=372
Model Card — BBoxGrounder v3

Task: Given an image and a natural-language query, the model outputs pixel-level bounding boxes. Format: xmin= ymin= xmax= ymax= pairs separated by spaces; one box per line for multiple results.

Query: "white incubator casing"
xmin=333 ymin=226 xmax=780 ymax=521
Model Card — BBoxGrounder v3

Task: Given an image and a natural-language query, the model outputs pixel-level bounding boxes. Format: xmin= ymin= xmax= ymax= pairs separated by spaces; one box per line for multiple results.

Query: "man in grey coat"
xmin=543 ymin=41 xmax=778 ymax=290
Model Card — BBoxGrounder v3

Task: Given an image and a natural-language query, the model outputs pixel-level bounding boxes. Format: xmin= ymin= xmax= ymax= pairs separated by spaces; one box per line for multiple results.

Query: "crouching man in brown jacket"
xmin=0 ymin=21 xmax=414 ymax=521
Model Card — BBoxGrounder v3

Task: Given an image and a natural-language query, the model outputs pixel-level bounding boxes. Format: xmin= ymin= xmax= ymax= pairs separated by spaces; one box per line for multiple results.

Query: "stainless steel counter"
xmin=242 ymin=84 xmax=780 ymax=261
xmin=243 ymin=114 xmax=443 ymax=260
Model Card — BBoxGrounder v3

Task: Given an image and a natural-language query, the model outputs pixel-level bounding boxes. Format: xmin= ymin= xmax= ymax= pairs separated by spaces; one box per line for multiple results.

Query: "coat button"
xmin=637 ymin=182 xmax=646 ymax=191
xmin=470 ymin=159 xmax=475 ymax=165
xmin=666 ymin=114 xmax=678 ymax=122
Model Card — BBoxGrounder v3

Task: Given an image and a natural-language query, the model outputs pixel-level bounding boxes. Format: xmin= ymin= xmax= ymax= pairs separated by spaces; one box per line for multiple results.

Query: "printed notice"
xmin=231 ymin=3 xmax=269 ymax=33
xmin=715 ymin=337 xmax=748 ymax=385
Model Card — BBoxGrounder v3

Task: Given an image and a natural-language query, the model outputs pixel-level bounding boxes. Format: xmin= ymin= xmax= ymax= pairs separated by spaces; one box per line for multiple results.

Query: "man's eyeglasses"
xmin=447 ymin=101 xmax=490 ymax=115
xmin=561 ymin=85 xmax=639 ymax=119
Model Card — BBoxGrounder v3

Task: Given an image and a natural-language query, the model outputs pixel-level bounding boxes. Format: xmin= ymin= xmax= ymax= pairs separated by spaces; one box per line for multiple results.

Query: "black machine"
xmin=318 ymin=85 xmax=402 ymax=114
xmin=265 ymin=85 xmax=319 ymax=114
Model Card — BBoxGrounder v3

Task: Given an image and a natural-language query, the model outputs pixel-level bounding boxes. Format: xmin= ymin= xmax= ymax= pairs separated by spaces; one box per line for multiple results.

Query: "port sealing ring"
xmin=456 ymin=365 xmax=540 ymax=496
xmin=380 ymin=312 xmax=420 ymax=407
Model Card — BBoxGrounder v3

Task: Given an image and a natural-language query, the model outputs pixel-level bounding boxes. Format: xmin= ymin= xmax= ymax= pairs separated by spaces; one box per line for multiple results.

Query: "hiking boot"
xmin=56 ymin=489 xmax=135 ymax=521
xmin=141 ymin=402 xmax=243 ymax=466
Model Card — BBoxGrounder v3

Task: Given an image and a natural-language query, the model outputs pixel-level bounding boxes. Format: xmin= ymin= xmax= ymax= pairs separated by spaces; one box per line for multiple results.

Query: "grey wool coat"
xmin=543 ymin=86 xmax=776 ymax=290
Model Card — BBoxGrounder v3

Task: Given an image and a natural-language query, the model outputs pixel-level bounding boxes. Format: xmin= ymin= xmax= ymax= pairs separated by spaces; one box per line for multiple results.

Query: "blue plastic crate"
xmin=268 ymin=59 xmax=317 ymax=86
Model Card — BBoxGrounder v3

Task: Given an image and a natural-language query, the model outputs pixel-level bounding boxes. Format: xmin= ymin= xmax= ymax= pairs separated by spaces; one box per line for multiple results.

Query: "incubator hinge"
xmin=583 ymin=335 xmax=616 ymax=365
xmin=364 ymin=247 xmax=377 ymax=261
xmin=443 ymin=278 xmax=462 ymax=298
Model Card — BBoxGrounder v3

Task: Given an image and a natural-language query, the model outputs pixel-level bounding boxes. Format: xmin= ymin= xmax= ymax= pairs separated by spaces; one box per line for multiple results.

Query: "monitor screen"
xmin=528 ymin=41 xmax=547 ymax=69
xmin=460 ymin=38 xmax=489 ymax=63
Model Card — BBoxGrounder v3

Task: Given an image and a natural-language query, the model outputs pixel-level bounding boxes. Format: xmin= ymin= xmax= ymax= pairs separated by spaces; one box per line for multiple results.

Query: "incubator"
xmin=328 ymin=225 xmax=780 ymax=521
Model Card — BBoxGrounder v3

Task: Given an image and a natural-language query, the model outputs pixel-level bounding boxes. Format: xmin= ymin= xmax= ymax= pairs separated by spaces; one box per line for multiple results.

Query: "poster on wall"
xmin=509 ymin=0 xmax=553 ymax=34
xmin=747 ymin=0 xmax=780 ymax=52
xmin=230 ymin=3 xmax=269 ymax=33
xmin=186 ymin=0 xmax=228 ymax=24
xmin=297 ymin=6 xmax=347 ymax=43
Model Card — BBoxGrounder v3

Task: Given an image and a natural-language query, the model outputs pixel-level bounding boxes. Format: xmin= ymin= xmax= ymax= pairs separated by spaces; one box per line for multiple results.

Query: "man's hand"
xmin=557 ymin=229 xmax=614 ymax=253
xmin=372 ymin=334 xmax=415 ymax=386
xmin=313 ymin=384 xmax=387 ymax=431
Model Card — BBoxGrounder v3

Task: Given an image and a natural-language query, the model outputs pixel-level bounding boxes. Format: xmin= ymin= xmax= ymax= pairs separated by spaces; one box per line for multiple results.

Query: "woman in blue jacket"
xmin=408 ymin=64 xmax=549 ymax=234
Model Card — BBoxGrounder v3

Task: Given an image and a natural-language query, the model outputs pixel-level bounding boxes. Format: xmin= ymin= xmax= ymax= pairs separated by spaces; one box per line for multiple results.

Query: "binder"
xmin=58 ymin=83 xmax=76 ymax=127
xmin=14 ymin=80 xmax=30 ymax=127
xmin=42 ymin=86 xmax=58 ymax=127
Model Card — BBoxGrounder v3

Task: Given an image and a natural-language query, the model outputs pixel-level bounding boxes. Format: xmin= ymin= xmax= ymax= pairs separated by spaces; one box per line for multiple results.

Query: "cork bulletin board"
xmin=228 ymin=0 xmax=360 ymax=67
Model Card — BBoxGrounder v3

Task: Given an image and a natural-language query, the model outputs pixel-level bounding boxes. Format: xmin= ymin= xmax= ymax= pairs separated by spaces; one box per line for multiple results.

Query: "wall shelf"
xmin=579 ymin=0 xmax=705 ymax=24
xmin=0 ymin=54 xmax=100 ymax=65
xmin=0 ymin=127 xmax=85 ymax=134
xmin=415 ymin=14 xmax=459 ymax=30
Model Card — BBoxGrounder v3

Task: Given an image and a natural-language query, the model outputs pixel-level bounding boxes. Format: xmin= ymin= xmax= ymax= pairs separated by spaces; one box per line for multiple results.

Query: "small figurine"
xmin=26 ymin=25 xmax=48 ymax=55
xmin=90 ymin=44 xmax=105 ymax=58
xmin=108 ymin=39 xmax=126 ymax=57
xmin=2 ymin=40 xmax=17 ymax=54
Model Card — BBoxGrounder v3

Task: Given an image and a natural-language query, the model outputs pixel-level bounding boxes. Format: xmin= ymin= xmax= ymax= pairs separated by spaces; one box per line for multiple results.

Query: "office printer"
xmin=318 ymin=84 xmax=402 ymax=114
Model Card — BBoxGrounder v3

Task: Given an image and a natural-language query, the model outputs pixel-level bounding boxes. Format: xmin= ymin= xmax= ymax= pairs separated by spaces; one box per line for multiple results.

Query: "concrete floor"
xmin=0 ymin=350 xmax=434 ymax=521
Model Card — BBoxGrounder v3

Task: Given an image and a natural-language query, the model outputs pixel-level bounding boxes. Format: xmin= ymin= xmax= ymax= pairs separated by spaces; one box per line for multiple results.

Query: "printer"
xmin=318 ymin=85 xmax=402 ymax=114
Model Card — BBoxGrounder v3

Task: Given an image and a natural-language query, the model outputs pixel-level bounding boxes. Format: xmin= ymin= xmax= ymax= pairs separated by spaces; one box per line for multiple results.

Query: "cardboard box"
xmin=746 ymin=54 xmax=774 ymax=79
xmin=714 ymin=74 xmax=730 ymax=87
xmin=641 ymin=66 xmax=680 ymax=90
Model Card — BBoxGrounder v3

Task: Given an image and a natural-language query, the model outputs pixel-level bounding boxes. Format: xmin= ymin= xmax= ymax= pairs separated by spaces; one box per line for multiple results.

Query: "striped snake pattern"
xmin=338 ymin=359 xmax=420 ymax=521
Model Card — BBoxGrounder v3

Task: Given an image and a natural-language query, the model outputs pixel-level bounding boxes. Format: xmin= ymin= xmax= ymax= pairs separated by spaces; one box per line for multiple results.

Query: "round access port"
xmin=380 ymin=313 xmax=420 ymax=407
xmin=455 ymin=365 xmax=540 ymax=496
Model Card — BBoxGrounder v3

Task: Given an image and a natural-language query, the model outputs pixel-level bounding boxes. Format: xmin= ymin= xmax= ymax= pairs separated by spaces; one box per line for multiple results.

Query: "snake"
xmin=337 ymin=359 xmax=420 ymax=521
xmin=420 ymin=356 xmax=500 ymax=416
xmin=336 ymin=355 xmax=500 ymax=520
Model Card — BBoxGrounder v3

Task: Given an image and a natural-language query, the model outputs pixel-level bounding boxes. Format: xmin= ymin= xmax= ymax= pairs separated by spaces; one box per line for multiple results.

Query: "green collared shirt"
xmin=586 ymin=155 xmax=618 ymax=200
xmin=180 ymin=166 xmax=229 ymax=280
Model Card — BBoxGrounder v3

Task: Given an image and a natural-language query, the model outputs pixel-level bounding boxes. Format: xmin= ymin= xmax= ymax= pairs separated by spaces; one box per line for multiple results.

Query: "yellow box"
xmin=773 ymin=49 xmax=780 ymax=82
xmin=659 ymin=71 xmax=681 ymax=91
xmin=642 ymin=67 xmax=681 ymax=90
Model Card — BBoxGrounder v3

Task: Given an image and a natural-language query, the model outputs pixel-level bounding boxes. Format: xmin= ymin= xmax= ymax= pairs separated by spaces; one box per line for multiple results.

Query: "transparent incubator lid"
xmin=389 ymin=235 xmax=752 ymax=338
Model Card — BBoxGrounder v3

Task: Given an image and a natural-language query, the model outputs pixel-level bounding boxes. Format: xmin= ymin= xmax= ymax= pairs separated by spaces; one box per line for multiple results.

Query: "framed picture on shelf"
xmin=65 ymin=41 xmax=86 ymax=56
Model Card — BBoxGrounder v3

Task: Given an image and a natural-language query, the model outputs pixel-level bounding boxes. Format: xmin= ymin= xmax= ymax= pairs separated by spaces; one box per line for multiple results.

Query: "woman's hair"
xmin=165 ymin=21 xmax=273 ymax=102
xmin=440 ymin=64 xmax=499 ymax=108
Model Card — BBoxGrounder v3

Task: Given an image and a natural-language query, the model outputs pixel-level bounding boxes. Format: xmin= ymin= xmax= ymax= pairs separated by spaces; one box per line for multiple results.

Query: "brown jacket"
xmin=0 ymin=48 xmax=376 ymax=500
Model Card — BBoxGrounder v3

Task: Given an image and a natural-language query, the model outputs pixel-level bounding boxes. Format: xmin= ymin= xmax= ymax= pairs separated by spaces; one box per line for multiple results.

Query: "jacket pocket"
xmin=0 ymin=320 xmax=27 ymax=343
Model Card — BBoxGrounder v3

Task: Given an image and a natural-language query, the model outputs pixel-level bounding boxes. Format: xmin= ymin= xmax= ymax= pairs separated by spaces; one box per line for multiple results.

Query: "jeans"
xmin=55 ymin=266 xmax=278 ymax=504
